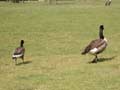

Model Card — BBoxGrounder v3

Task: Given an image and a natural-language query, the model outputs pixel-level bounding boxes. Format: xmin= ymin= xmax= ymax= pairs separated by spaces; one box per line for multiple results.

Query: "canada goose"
xmin=105 ymin=0 xmax=111 ymax=6
xmin=81 ymin=25 xmax=107 ymax=63
xmin=12 ymin=40 xmax=25 ymax=65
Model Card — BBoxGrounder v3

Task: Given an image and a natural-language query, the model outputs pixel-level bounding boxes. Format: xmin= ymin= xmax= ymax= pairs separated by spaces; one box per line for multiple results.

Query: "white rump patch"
xmin=89 ymin=48 xmax=98 ymax=54
xmin=12 ymin=54 xmax=23 ymax=58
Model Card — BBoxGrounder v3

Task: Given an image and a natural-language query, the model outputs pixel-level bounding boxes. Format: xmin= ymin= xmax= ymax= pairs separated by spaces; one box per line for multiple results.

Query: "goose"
xmin=105 ymin=0 xmax=111 ymax=6
xmin=12 ymin=40 xmax=25 ymax=65
xmin=81 ymin=25 xmax=107 ymax=63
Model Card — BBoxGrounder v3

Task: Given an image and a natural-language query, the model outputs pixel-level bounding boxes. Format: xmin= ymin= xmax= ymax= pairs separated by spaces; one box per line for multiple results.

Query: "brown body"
xmin=12 ymin=40 xmax=25 ymax=65
xmin=81 ymin=25 xmax=107 ymax=63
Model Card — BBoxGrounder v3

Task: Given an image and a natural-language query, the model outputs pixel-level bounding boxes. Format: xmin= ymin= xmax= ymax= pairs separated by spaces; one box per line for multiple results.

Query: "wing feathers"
xmin=82 ymin=39 xmax=107 ymax=54
xmin=13 ymin=47 xmax=25 ymax=55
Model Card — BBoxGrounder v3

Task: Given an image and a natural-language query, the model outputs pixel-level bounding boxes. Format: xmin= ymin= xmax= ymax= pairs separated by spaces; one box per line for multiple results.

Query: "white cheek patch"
xmin=90 ymin=48 xmax=98 ymax=54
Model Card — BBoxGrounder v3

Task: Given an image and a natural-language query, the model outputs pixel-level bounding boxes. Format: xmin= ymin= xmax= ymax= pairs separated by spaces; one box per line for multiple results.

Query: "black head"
xmin=20 ymin=40 xmax=24 ymax=47
xmin=99 ymin=25 xmax=104 ymax=30
xmin=99 ymin=25 xmax=104 ymax=39
xmin=21 ymin=40 xmax=24 ymax=44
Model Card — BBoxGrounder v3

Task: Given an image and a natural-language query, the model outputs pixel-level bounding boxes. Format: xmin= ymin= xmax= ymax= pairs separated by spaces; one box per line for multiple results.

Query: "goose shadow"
xmin=16 ymin=61 xmax=32 ymax=66
xmin=89 ymin=56 xmax=116 ymax=64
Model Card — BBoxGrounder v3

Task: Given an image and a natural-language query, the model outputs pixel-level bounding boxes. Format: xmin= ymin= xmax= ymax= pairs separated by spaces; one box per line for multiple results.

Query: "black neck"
xmin=99 ymin=29 xmax=104 ymax=39
xmin=20 ymin=43 xmax=23 ymax=47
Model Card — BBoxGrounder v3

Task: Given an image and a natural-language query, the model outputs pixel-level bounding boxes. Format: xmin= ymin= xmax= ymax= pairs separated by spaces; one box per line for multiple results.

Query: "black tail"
xmin=81 ymin=45 xmax=91 ymax=55
xmin=81 ymin=50 xmax=87 ymax=55
xmin=12 ymin=57 xmax=16 ymax=59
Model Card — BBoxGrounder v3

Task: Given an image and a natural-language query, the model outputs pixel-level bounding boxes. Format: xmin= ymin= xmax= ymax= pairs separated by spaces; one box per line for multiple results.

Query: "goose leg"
xmin=21 ymin=55 xmax=24 ymax=63
xmin=96 ymin=55 xmax=98 ymax=62
xmin=15 ymin=58 xmax=17 ymax=65
xmin=92 ymin=55 xmax=98 ymax=63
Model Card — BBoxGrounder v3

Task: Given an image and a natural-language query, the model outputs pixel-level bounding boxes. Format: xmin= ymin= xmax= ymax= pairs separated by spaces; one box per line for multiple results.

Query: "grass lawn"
xmin=0 ymin=1 xmax=120 ymax=90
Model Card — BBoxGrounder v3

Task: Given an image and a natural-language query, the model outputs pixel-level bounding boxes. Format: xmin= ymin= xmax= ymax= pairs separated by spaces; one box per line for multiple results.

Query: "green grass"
xmin=0 ymin=1 xmax=120 ymax=90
